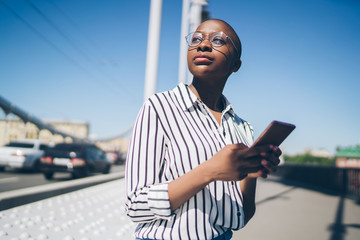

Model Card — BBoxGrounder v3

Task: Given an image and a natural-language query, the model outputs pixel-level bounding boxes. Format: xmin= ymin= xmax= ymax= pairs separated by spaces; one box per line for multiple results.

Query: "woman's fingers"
xmin=215 ymin=144 xmax=283 ymax=181
xmin=272 ymin=145 xmax=282 ymax=157
xmin=241 ymin=144 xmax=276 ymax=158
xmin=247 ymin=169 xmax=269 ymax=178
xmin=261 ymin=159 xmax=277 ymax=173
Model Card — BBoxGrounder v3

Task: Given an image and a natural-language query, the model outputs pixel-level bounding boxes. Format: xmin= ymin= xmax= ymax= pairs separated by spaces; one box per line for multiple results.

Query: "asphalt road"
xmin=0 ymin=164 xmax=125 ymax=192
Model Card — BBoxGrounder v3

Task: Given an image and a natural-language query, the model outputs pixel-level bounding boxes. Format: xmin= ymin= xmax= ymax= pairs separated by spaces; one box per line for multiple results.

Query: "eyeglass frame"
xmin=185 ymin=31 xmax=239 ymax=56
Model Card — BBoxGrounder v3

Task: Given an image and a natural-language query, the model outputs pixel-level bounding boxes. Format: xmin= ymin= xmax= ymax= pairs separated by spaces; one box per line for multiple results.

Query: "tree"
xmin=283 ymin=153 xmax=335 ymax=165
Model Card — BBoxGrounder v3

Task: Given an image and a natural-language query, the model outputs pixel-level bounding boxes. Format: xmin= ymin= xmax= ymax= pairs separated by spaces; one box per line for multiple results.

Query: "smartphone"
xmin=251 ymin=120 xmax=296 ymax=147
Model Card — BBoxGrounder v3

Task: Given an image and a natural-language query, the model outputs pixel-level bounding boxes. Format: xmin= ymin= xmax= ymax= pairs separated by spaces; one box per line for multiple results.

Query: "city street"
xmin=0 ymin=164 xmax=125 ymax=192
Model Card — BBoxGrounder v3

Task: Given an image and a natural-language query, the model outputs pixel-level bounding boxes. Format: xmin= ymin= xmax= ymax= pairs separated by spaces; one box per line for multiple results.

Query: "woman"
xmin=125 ymin=19 xmax=281 ymax=240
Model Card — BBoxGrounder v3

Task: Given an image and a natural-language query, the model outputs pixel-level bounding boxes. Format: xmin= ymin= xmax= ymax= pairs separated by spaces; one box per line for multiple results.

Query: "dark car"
xmin=105 ymin=151 xmax=126 ymax=165
xmin=40 ymin=143 xmax=111 ymax=180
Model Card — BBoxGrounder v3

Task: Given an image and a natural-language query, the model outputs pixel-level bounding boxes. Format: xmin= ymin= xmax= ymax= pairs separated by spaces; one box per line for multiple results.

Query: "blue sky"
xmin=1 ymin=0 xmax=359 ymax=155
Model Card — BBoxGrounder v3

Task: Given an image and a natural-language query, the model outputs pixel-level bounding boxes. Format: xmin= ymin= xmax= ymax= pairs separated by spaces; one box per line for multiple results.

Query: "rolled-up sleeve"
xmin=125 ymin=99 xmax=172 ymax=223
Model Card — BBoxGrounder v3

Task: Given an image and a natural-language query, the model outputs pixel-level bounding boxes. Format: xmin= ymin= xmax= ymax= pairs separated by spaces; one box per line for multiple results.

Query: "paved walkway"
xmin=0 ymin=178 xmax=136 ymax=239
xmin=0 ymin=177 xmax=359 ymax=239
xmin=234 ymin=177 xmax=360 ymax=240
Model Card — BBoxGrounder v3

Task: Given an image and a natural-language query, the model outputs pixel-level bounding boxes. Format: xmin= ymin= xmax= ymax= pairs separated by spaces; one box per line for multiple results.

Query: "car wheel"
xmin=0 ymin=166 xmax=5 ymax=172
xmin=32 ymin=159 xmax=41 ymax=172
xmin=102 ymin=165 xmax=111 ymax=174
xmin=72 ymin=171 xmax=81 ymax=179
xmin=44 ymin=172 xmax=54 ymax=180
xmin=72 ymin=167 xmax=90 ymax=179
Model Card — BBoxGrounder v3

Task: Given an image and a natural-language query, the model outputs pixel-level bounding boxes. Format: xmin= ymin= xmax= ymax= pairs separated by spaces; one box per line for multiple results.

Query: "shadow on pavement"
xmin=328 ymin=195 xmax=360 ymax=240
xmin=269 ymin=176 xmax=346 ymax=197
xmin=263 ymin=176 xmax=360 ymax=240
xmin=256 ymin=186 xmax=297 ymax=205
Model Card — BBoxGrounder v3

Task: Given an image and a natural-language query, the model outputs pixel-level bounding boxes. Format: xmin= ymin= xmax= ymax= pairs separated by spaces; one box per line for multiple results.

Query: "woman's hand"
xmin=203 ymin=143 xmax=282 ymax=182
xmin=247 ymin=145 xmax=282 ymax=178
xmin=168 ymin=143 xmax=282 ymax=211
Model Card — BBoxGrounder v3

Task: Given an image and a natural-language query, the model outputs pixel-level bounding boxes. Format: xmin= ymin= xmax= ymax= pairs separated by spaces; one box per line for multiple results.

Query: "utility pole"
xmin=143 ymin=0 xmax=208 ymax=100
xmin=178 ymin=0 xmax=208 ymax=84
xmin=143 ymin=0 xmax=163 ymax=102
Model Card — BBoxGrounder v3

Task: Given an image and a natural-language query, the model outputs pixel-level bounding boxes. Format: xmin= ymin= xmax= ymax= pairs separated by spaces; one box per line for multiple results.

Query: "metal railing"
xmin=274 ymin=164 xmax=360 ymax=198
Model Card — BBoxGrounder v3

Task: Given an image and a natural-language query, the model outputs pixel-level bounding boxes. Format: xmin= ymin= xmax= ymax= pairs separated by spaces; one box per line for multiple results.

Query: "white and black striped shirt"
xmin=125 ymin=83 xmax=254 ymax=240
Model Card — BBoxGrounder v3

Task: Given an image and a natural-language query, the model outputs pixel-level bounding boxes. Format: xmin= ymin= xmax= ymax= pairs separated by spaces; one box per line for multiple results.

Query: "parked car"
xmin=40 ymin=142 xmax=111 ymax=180
xmin=105 ymin=151 xmax=126 ymax=165
xmin=0 ymin=139 xmax=49 ymax=171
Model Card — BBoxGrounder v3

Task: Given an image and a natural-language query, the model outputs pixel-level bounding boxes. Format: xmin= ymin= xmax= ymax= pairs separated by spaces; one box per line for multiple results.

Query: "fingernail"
xmin=269 ymin=145 xmax=274 ymax=149
xmin=261 ymin=159 xmax=268 ymax=165
xmin=273 ymin=146 xmax=278 ymax=151
xmin=260 ymin=152 xmax=266 ymax=157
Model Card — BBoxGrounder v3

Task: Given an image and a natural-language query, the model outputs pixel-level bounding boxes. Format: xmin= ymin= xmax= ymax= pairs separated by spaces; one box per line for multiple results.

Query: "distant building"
xmin=0 ymin=116 xmax=130 ymax=155
xmin=97 ymin=137 xmax=130 ymax=154
xmin=0 ymin=116 xmax=89 ymax=146
xmin=304 ymin=148 xmax=332 ymax=158
xmin=336 ymin=146 xmax=360 ymax=168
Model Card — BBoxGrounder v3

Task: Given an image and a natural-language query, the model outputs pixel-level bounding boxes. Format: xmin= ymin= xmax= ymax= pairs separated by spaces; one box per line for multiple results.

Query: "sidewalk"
xmin=234 ymin=177 xmax=360 ymax=240
xmin=0 ymin=178 xmax=136 ymax=239
xmin=0 ymin=177 xmax=359 ymax=239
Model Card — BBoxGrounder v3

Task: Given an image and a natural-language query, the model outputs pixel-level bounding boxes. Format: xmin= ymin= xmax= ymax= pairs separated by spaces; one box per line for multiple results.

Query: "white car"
xmin=0 ymin=139 xmax=49 ymax=171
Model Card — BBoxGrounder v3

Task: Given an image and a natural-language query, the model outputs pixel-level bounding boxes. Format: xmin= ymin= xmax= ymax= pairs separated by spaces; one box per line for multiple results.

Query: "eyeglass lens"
xmin=187 ymin=32 xmax=227 ymax=47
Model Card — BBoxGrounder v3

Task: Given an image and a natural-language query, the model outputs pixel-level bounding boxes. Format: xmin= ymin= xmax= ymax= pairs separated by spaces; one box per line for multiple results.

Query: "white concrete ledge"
xmin=0 ymin=178 xmax=136 ymax=239
xmin=0 ymin=172 xmax=125 ymax=211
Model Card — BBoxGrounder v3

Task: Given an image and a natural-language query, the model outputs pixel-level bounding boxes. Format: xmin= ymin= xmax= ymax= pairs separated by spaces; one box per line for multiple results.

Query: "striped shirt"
xmin=125 ymin=83 xmax=254 ymax=240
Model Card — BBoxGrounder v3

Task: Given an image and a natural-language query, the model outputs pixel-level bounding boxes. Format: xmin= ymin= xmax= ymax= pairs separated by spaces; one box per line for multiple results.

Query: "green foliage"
xmin=283 ymin=153 xmax=336 ymax=165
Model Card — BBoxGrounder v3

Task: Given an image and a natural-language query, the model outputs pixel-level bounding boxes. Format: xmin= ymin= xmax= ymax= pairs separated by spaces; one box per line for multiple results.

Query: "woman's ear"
xmin=232 ymin=59 xmax=242 ymax=72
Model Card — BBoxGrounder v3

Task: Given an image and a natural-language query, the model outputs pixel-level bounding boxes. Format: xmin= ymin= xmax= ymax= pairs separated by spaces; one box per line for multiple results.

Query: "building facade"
xmin=0 ymin=116 xmax=89 ymax=146
xmin=336 ymin=146 xmax=360 ymax=168
xmin=0 ymin=116 xmax=130 ymax=156
xmin=97 ymin=137 xmax=130 ymax=154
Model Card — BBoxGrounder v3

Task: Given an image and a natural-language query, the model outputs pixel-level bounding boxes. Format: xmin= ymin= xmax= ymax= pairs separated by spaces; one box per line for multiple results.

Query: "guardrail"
xmin=274 ymin=164 xmax=360 ymax=198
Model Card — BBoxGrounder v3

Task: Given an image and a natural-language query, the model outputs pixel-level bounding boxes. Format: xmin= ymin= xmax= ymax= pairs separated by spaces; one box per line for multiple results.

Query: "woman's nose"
xmin=197 ymin=39 xmax=212 ymax=52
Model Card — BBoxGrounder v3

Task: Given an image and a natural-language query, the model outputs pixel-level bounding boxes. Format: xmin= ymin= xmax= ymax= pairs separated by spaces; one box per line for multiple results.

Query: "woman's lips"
xmin=194 ymin=54 xmax=213 ymax=64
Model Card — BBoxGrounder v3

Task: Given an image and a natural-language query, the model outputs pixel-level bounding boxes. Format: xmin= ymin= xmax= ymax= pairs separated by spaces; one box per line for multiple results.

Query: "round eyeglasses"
xmin=185 ymin=31 xmax=239 ymax=55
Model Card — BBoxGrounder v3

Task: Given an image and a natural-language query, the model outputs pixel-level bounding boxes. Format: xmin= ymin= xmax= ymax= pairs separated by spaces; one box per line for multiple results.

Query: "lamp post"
xmin=178 ymin=0 xmax=208 ymax=84
xmin=143 ymin=0 xmax=163 ymax=102
xmin=143 ymin=0 xmax=208 ymax=100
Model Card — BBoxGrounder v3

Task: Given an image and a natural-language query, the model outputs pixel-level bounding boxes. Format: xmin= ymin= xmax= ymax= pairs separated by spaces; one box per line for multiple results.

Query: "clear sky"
xmin=1 ymin=0 xmax=359 ymax=155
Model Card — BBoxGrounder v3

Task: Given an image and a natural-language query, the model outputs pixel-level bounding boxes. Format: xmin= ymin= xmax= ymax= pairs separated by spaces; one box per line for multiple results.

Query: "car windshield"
xmin=5 ymin=142 xmax=34 ymax=148
xmin=40 ymin=144 xmax=48 ymax=150
xmin=53 ymin=144 xmax=85 ymax=152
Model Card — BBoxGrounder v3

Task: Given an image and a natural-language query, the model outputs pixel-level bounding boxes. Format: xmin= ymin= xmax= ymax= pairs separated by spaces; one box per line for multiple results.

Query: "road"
xmin=0 ymin=164 xmax=125 ymax=192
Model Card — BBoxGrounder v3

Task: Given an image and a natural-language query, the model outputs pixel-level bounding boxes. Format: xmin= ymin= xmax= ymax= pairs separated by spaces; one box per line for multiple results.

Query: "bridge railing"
xmin=274 ymin=164 xmax=360 ymax=198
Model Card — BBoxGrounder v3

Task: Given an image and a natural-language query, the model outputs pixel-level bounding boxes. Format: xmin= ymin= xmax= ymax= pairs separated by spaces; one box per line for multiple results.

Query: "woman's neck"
xmin=189 ymin=79 xmax=226 ymax=112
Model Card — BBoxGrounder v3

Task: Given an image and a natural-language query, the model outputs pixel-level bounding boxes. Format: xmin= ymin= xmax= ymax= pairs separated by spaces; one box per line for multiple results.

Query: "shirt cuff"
xmin=147 ymin=183 xmax=174 ymax=220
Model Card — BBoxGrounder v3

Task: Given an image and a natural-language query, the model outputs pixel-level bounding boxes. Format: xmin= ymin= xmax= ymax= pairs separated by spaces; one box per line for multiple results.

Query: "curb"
xmin=0 ymin=172 xmax=125 ymax=211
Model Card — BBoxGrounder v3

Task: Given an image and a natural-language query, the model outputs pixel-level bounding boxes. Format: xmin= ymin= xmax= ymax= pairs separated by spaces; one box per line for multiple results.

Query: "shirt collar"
xmin=174 ymin=83 xmax=198 ymax=111
xmin=174 ymin=83 xmax=235 ymax=117
xmin=222 ymin=95 xmax=235 ymax=117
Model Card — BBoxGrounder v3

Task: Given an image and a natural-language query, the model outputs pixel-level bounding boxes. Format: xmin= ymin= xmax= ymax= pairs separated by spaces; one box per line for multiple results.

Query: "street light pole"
xmin=178 ymin=0 xmax=208 ymax=84
xmin=178 ymin=0 xmax=190 ymax=86
xmin=144 ymin=0 xmax=163 ymax=102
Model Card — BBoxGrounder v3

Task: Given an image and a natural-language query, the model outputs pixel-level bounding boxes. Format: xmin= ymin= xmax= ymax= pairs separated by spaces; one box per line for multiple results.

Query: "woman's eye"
xmin=191 ymin=36 xmax=202 ymax=43
xmin=212 ymin=37 xmax=225 ymax=45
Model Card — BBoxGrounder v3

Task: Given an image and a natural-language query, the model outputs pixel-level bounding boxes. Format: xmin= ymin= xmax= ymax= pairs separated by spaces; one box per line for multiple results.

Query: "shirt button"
xmin=237 ymin=212 xmax=241 ymax=217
